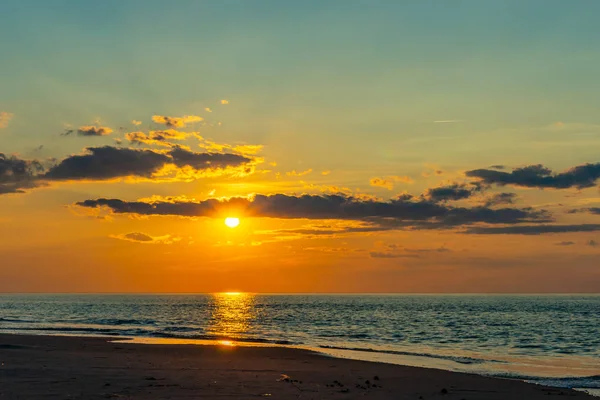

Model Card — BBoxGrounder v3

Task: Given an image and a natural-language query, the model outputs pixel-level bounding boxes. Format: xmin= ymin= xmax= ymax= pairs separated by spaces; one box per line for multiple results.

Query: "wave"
xmin=0 ymin=324 xmax=296 ymax=346
xmin=0 ymin=317 xmax=37 ymax=323
xmin=491 ymin=373 xmax=600 ymax=389
xmin=150 ymin=331 xmax=296 ymax=345
xmin=317 ymin=344 xmax=495 ymax=365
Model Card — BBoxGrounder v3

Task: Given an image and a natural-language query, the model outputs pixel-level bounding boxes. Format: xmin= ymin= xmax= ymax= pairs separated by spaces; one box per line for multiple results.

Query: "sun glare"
xmin=224 ymin=217 xmax=240 ymax=228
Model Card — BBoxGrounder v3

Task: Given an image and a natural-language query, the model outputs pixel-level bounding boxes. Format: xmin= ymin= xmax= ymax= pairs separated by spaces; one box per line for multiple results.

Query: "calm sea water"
xmin=0 ymin=294 xmax=598 ymax=393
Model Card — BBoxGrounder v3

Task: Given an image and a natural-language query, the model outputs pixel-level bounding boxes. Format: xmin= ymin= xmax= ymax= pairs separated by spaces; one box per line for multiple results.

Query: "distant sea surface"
xmin=1 ymin=294 xmax=598 ymax=394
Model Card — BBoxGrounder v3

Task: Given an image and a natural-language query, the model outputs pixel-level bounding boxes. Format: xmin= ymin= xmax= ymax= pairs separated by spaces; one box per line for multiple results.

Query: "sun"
xmin=224 ymin=217 xmax=240 ymax=228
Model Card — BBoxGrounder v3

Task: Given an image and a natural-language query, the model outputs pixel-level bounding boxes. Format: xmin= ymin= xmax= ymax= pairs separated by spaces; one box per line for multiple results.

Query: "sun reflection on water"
xmin=208 ymin=292 xmax=256 ymax=344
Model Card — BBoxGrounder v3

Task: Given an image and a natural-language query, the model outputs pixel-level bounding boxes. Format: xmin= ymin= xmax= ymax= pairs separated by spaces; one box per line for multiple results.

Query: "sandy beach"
xmin=0 ymin=334 xmax=593 ymax=399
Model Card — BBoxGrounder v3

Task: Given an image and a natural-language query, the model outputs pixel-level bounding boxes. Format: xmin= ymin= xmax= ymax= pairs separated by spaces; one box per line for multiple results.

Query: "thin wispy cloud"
xmin=110 ymin=232 xmax=181 ymax=244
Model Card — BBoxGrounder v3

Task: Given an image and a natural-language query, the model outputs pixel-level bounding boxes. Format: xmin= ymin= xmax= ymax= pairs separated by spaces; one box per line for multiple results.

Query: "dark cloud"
xmin=125 ymin=130 xmax=189 ymax=147
xmin=44 ymin=146 xmax=169 ymax=180
xmin=424 ymin=183 xmax=483 ymax=203
xmin=0 ymin=153 xmax=44 ymax=194
xmin=555 ymin=241 xmax=575 ymax=246
xmin=169 ymin=146 xmax=251 ymax=170
xmin=568 ymin=207 xmax=600 ymax=215
xmin=111 ymin=232 xmax=180 ymax=244
xmin=466 ymin=163 xmax=600 ymax=189
xmin=43 ymin=146 xmax=252 ymax=181
xmin=588 ymin=240 xmax=599 ymax=247
xmin=465 ymin=224 xmax=600 ymax=235
xmin=0 ymin=146 xmax=253 ymax=194
xmin=123 ymin=232 xmax=154 ymax=242
xmin=62 ymin=126 xmax=114 ymax=136
xmin=489 ymin=165 xmax=506 ymax=170
xmin=484 ymin=192 xmax=518 ymax=207
xmin=76 ymin=193 xmax=549 ymax=228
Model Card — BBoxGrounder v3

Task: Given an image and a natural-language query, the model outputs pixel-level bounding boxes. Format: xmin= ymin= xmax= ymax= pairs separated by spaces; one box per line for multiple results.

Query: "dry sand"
xmin=0 ymin=334 xmax=593 ymax=399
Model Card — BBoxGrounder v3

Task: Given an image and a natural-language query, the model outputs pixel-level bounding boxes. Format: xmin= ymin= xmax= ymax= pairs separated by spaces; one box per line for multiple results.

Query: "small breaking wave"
xmin=491 ymin=373 xmax=600 ymax=389
xmin=318 ymin=344 xmax=495 ymax=365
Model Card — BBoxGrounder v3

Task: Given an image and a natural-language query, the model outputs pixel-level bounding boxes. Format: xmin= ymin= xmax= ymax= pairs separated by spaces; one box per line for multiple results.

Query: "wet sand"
xmin=0 ymin=334 xmax=593 ymax=399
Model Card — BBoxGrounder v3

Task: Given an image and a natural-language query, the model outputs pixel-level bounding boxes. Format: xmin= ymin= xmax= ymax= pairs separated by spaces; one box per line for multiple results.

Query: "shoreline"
xmin=0 ymin=333 xmax=596 ymax=399
xmin=3 ymin=329 xmax=599 ymax=391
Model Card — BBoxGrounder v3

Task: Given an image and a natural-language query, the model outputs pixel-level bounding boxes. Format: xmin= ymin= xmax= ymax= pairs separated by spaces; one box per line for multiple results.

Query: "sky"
xmin=1 ymin=0 xmax=600 ymax=293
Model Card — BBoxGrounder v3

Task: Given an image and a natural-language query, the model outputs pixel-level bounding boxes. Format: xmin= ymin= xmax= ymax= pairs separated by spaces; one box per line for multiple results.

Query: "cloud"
xmin=110 ymin=232 xmax=180 ymax=244
xmin=231 ymin=144 xmax=263 ymax=155
xmin=568 ymin=207 xmax=600 ymax=215
xmin=370 ymin=176 xmax=414 ymax=190
xmin=321 ymin=170 xmax=331 ymax=176
xmin=555 ymin=241 xmax=575 ymax=246
xmin=0 ymin=153 xmax=44 ymax=194
xmin=126 ymin=130 xmax=190 ymax=147
xmin=370 ymin=252 xmax=420 ymax=258
xmin=483 ymin=192 xmax=518 ymax=207
xmin=466 ymin=163 xmax=600 ymax=189
xmin=76 ymin=193 xmax=549 ymax=229
xmin=132 ymin=120 xmax=142 ymax=126
xmin=0 ymin=112 xmax=14 ymax=129
xmin=44 ymin=146 xmax=170 ymax=181
xmin=198 ymin=140 xmax=263 ymax=155
xmin=287 ymin=168 xmax=313 ymax=177
xmin=205 ymin=107 xmax=212 ymax=113
xmin=152 ymin=115 xmax=203 ymax=128
xmin=76 ymin=125 xmax=114 ymax=136
xmin=421 ymin=165 xmax=444 ymax=178
xmin=221 ymin=100 xmax=229 ymax=105
xmin=371 ymin=245 xmax=451 ymax=258
xmin=424 ymin=183 xmax=482 ymax=202
xmin=19 ymin=145 xmax=254 ymax=184
xmin=465 ymin=224 xmax=600 ymax=235
xmin=588 ymin=240 xmax=599 ymax=247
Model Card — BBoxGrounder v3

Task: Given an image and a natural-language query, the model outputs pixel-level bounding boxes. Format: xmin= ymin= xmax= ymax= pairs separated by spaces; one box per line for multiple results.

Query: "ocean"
xmin=0 ymin=294 xmax=598 ymax=394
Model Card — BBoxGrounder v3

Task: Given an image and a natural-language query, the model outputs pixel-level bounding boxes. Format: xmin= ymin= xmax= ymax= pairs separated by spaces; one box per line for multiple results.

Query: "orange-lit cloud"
xmin=287 ymin=168 xmax=313 ymax=177
xmin=221 ymin=99 xmax=229 ymax=105
xmin=76 ymin=125 xmax=113 ymax=136
xmin=152 ymin=115 xmax=203 ymax=128
xmin=370 ymin=176 xmax=413 ymax=190
xmin=126 ymin=129 xmax=191 ymax=147
xmin=132 ymin=120 xmax=142 ymax=126
xmin=0 ymin=112 xmax=14 ymax=129
xmin=199 ymin=140 xmax=264 ymax=155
